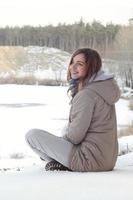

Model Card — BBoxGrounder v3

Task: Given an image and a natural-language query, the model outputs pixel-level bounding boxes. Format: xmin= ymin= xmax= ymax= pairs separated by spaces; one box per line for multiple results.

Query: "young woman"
xmin=25 ymin=48 xmax=120 ymax=172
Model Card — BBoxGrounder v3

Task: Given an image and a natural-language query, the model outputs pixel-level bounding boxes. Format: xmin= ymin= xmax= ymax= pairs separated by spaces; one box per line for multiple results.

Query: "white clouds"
xmin=0 ymin=0 xmax=132 ymax=27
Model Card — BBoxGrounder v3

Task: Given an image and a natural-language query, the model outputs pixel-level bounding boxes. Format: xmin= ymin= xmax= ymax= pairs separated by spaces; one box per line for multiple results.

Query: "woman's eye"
xmin=70 ymin=62 xmax=84 ymax=67
xmin=76 ymin=63 xmax=83 ymax=67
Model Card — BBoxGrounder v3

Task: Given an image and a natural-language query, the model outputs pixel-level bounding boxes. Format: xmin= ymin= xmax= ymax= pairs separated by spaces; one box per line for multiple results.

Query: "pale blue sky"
xmin=0 ymin=0 xmax=132 ymax=27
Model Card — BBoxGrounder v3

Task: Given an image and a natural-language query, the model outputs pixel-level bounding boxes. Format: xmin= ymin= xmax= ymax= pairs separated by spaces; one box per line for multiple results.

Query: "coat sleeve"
xmin=65 ymin=89 xmax=95 ymax=144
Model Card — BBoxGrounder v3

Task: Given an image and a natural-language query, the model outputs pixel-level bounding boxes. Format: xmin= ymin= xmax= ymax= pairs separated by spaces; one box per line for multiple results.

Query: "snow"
xmin=118 ymin=135 xmax=133 ymax=155
xmin=121 ymin=87 xmax=133 ymax=99
xmin=0 ymin=85 xmax=70 ymax=158
xmin=0 ymin=164 xmax=133 ymax=200
xmin=0 ymin=84 xmax=133 ymax=200
xmin=116 ymin=98 xmax=133 ymax=127
xmin=19 ymin=46 xmax=70 ymax=80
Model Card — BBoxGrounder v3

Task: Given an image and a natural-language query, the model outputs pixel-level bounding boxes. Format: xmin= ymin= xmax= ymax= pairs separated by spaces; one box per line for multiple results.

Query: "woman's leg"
xmin=25 ymin=128 xmax=73 ymax=168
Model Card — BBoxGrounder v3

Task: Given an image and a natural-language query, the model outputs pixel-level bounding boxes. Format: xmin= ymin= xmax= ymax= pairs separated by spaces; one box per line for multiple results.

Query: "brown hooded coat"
xmin=65 ymin=71 xmax=121 ymax=172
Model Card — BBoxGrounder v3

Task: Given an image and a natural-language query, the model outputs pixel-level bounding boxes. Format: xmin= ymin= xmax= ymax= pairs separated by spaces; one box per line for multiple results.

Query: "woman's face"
xmin=69 ymin=53 xmax=87 ymax=80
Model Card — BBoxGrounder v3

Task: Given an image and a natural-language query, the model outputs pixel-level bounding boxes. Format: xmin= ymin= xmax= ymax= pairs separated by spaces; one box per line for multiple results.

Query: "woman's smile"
xmin=69 ymin=53 xmax=87 ymax=79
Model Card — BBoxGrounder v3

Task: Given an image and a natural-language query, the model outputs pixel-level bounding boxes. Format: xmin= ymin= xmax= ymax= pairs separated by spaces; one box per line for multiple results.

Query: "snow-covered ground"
xmin=0 ymin=84 xmax=133 ymax=200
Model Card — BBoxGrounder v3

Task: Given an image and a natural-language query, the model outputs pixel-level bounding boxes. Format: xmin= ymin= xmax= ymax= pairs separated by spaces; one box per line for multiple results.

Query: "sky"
xmin=0 ymin=0 xmax=133 ymax=27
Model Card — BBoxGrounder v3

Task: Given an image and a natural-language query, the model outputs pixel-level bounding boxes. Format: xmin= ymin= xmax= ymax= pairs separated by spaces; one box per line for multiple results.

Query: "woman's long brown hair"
xmin=67 ymin=48 xmax=102 ymax=98
xmin=67 ymin=48 xmax=102 ymax=82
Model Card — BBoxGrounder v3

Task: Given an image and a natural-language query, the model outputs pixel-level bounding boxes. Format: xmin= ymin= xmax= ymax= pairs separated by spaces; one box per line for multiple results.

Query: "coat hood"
xmin=85 ymin=70 xmax=121 ymax=105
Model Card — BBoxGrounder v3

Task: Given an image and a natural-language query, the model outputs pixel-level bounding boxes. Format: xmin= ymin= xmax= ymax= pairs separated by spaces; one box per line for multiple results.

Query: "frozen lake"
xmin=0 ymin=84 xmax=132 ymax=159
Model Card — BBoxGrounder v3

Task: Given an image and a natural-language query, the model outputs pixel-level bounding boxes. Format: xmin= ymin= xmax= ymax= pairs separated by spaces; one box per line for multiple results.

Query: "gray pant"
xmin=25 ymin=129 xmax=73 ymax=168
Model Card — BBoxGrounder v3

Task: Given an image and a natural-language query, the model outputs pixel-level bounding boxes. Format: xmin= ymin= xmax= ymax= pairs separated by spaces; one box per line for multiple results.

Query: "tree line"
xmin=0 ymin=19 xmax=120 ymax=56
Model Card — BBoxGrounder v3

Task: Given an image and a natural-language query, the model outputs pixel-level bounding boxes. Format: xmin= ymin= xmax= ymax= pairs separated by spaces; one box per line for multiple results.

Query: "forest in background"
xmin=0 ymin=19 xmax=120 ymax=56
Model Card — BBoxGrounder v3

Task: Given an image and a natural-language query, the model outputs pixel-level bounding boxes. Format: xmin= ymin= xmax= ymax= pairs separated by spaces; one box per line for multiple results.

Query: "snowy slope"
xmin=0 ymin=46 xmax=70 ymax=81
